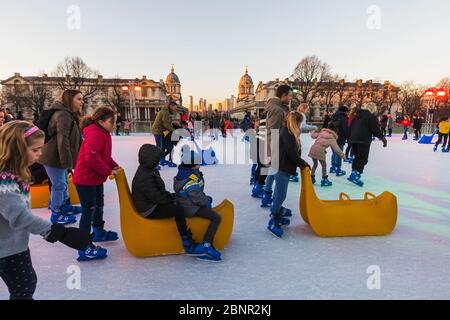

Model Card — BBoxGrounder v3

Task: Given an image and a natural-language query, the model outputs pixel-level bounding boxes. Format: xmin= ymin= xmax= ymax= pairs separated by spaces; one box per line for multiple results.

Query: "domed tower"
xmin=165 ymin=65 xmax=182 ymax=104
xmin=237 ymin=66 xmax=255 ymax=102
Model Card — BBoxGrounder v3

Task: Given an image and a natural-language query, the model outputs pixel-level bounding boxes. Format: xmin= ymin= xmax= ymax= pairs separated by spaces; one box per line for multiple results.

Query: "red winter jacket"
xmin=73 ymin=123 xmax=118 ymax=186
xmin=400 ymin=116 xmax=411 ymax=128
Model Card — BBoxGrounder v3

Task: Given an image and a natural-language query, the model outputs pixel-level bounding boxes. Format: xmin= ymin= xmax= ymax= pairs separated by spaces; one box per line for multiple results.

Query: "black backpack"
xmin=38 ymin=109 xmax=75 ymax=143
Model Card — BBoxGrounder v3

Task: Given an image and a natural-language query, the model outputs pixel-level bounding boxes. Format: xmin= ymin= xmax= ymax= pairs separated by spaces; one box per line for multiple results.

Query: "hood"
xmin=319 ymin=128 xmax=338 ymax=140
xmin=138 ymin=144 xmax=162 ymax=169
xmin=175 ymin=166 xmax=195 ymax=181
xmin=356 ymin=109 xmax=372 ymax=120
xmin=50 ymin=100 xmax=71 ymax=111
xmin=338 ymin=105 xmax=349 ymax=113
xmin=82 ymin=123 xmax=109 ymax=138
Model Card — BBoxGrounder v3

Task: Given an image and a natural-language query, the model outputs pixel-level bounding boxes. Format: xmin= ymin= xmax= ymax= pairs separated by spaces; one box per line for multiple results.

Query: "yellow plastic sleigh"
xmin=111 ymin=168 xmax=234 ymax=258
xmin=299 ymin=169 xmax=397 ymax=237
xmin=30 ymin=176 xmax=80 ymax=209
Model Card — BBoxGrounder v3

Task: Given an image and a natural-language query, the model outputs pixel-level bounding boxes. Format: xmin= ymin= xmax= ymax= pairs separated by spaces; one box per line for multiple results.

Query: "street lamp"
xmin=422 ymin=87 xmax=448 ymax=133
xmin=121 ymin=82 xmax=142 ymax=133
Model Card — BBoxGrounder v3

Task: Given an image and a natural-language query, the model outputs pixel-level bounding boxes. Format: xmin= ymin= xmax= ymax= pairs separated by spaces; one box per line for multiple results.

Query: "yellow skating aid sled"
xmin=300 ymin=168 xmax=397 ymax=237
xmin=111 ymin=168 xmax=234 ymax=257
xmin=30 ymin=175 xmax=80 ymax=209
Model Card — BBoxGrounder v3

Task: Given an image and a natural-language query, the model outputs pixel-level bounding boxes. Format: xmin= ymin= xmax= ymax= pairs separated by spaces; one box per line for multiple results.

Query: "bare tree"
xmin=4 ymin=83 xmax=29 ymax=114
xmin=103 ymin=79 xmax=128 ymax=114
xmin=320 ymin=74 xmax=341 ymax=111
xmin=436 ymin=77 xmax=450 ymax=90
xmin=290 ymin=55 xmax=332 ymax=106
xmin=335 ymin=79 xmax=350 ymax=107
xmin=27 ymin=79 xmax=54 ymax=115
xmin=399 ymin=81 xmax=426 ymax=116
xmin=354 ymin=81 xmax=373 ymax=108
xmin=53 ymin=56 xmax=102 ymax=106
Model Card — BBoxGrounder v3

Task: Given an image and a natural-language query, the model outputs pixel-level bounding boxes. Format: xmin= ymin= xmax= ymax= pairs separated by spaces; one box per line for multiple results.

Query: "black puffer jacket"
xmin=329 ymin=109 xmax=349 ymax=146
xmin=349 ymin=109 xmax=384 ymax=144
xmin=278 ymin=126 xmax=309 ymax=175
xmin=131 ymin=144 xmax=175 ymax=214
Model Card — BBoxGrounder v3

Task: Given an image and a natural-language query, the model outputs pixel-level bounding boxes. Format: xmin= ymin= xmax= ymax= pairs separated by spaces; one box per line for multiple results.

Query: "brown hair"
xmin=286 ymin=111 xmax=304 ymax=147
xmin=0 ymin=121 xmax=45 ymax=182
xmin=80 ymin=106 xmax=116 ymax=130
xmin=61 ymin=89 xmax=83 ymax=111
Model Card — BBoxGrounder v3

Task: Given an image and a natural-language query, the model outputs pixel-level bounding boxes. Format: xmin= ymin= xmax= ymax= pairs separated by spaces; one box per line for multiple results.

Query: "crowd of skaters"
xmin=1 ymin=85 xmax=449 ymax=299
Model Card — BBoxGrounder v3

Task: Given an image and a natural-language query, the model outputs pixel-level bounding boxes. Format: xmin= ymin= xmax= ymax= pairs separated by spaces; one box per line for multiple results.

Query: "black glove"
xmin=46 ymin=224 xmax=92 ymax=251
xmin=382 ymin=137 xmax=387 ymax=148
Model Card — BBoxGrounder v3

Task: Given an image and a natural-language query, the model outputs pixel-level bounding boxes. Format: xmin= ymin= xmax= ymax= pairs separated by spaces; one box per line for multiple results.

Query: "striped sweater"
xmin=0 ymin=171 xmax=52 ymax=259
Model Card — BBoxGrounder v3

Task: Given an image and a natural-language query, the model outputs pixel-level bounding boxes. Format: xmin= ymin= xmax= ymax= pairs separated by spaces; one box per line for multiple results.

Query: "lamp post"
xmin=423 ymin=88 xmax=447 ymax=134
xmin=121 ymin=82 xmax=142 ymax=133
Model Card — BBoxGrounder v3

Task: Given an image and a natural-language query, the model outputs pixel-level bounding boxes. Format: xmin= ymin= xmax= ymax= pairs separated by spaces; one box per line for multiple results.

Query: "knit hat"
xmin=338 ymin=105 xmax=349 ymax=112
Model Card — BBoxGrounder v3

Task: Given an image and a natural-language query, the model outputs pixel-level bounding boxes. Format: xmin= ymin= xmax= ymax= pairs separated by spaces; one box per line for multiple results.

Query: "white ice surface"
xmin=1 ymin=133 xmax=449 ymax=300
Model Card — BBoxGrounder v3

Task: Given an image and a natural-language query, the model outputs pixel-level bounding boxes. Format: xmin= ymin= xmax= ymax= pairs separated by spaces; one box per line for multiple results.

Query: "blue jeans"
xmin=403 ymin=127 xmax=408 ymax=139
xmin=270 ymin=171 xmax=290 ymax=218
xmin=154 ymin=134 xmax=165 ymax=161
xmin=331 ymin=144 xmax=345 ymax=168
xmin=44 ymin=166 xmax=69 ymax=212
xmin=75 ymin=184 xmax=105 ymax=233
xmin=263 ymin=173 xmax=275 ymax=193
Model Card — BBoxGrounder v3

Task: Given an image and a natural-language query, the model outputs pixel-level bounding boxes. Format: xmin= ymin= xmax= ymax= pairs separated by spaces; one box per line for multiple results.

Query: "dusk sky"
xmin=1 ymin=0 xmax=449 ymax=103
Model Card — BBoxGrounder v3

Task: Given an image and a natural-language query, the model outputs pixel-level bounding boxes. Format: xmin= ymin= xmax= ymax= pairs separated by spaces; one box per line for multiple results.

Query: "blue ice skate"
xmin=280 ymin=207 xmax=293 ymax=217
xmin=267 ymin=219 xmax=283 ymax=238
xmin=77 ymin=245 xmax=108 ymax=262
xmin=348 ymin=171 xmax=364 ymax=187
xmin=261 ymin=191 xmax=273 ymax=208
xmin=194 ymin=242 xmax=222 ymax=262
xmin=92 ymin=227 xmax=119 ymax=243
xmin=335 ymin=167 xmax=346 ymax=177
xmin=251 ymin=184 xmax=264 ymax=199
xmin=321 ymin=177 xmax=333 ymax=187
xmin=51 ymin=212 xmax=77 ymax=225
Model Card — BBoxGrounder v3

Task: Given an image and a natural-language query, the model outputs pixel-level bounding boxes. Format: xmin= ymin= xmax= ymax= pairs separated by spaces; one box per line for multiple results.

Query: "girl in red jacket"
xmin=73 ymin=107 xmax=121 ymax=261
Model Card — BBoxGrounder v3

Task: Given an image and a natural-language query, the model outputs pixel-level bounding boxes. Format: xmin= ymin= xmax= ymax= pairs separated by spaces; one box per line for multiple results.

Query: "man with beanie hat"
xmin=174 ymin=146 xmax=223 ymax=262
xmin=328 ymin=105 xmax=349 ymax=177
xmin=348 ymin=103 xmax=387 ymax=186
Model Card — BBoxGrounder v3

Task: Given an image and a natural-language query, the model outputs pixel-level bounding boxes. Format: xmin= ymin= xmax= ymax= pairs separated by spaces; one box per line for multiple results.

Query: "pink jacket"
xmin=308 ymin=128 xmax=345 ymax=161
xmin=73 ymin=124 xmax=118 ymax=186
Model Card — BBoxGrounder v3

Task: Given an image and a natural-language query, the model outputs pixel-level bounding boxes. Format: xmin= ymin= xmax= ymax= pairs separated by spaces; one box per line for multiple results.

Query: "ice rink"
xmin=1 ymin=132 xmax=449 ymax=300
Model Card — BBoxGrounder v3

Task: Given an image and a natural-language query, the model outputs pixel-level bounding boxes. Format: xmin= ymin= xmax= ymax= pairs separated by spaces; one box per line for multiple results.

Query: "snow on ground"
xmin=1 ymin=132 xmax=450 ymax=300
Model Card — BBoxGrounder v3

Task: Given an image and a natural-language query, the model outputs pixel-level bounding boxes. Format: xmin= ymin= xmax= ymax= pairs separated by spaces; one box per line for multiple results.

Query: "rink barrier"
xmin=110 ymin=168 xmax=234 ymax=257
xmin=30 ymin=174 xmax=80 ymax=209
xmin=418 ymin=129 xmax=438 ymax=144
xmin=299 ymin=168 xmax=398 ymax=237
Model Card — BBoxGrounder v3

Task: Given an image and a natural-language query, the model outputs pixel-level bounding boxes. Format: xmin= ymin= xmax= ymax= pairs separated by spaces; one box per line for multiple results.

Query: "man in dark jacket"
xmin=412 ymin=112 xmax=424 ymax=140
xmin=329 ymin=105 xmax=349 ymax=176
xmin=380 ymin=112 xmax=388 ymax=136
xmin=348 ymin=103 xmax=387 ymax=187
xmin=115 ymin=112 xmax=124 ymax=136
xmin=131 ymin=144 xmax=197 ymax=254
xmin=322 ymin=111 xmax=332 ymax=129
